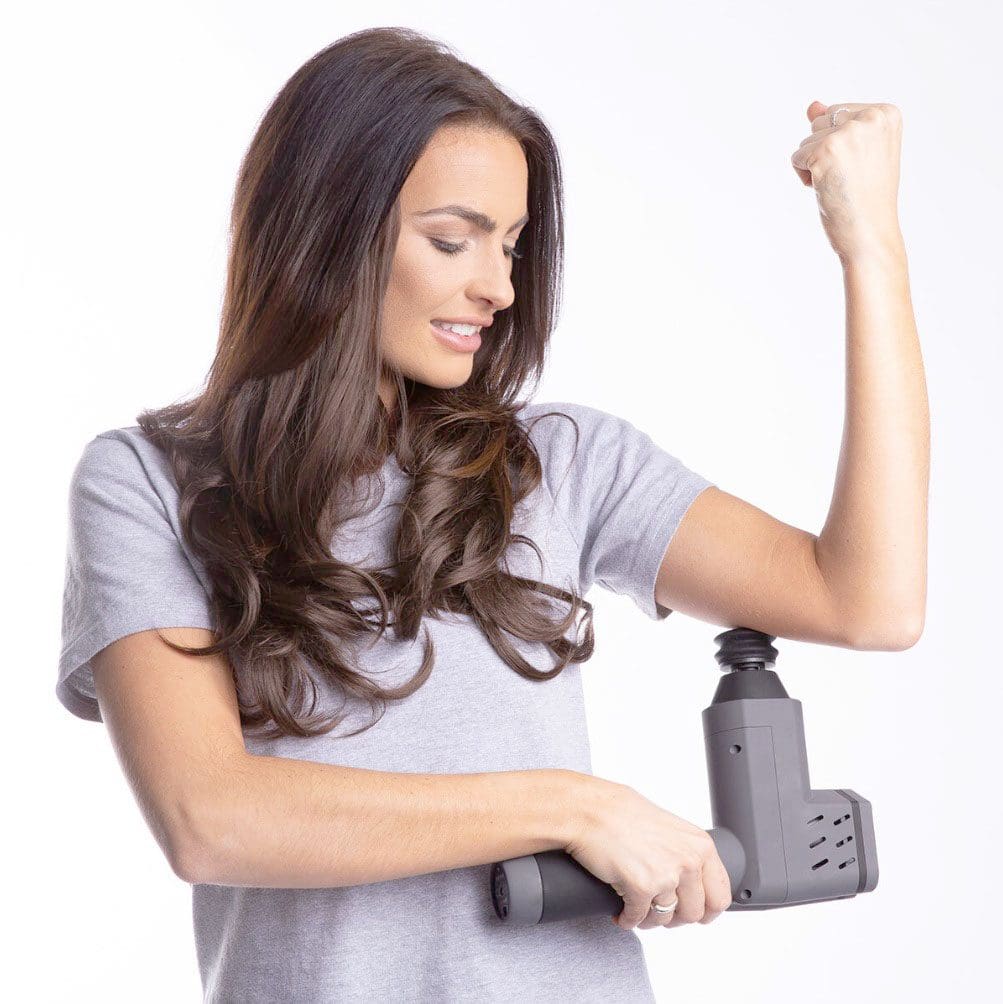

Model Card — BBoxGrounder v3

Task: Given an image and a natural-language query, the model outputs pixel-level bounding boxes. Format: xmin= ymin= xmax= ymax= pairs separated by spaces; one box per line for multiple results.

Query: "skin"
xmin=378 ymin=125 xmax=530 ymax=413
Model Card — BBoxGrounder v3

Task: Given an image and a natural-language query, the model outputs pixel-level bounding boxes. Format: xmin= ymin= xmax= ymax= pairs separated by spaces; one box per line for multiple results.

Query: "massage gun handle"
xmin=490 ymin=826 xmax=746 ymax=925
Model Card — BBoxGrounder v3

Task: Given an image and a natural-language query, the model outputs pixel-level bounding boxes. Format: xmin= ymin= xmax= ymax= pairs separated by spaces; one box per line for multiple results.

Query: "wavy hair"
xmin=137 ymin=26 xmax=594 ymax=740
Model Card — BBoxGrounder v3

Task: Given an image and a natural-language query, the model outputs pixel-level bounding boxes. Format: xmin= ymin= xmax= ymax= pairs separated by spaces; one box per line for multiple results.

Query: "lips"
xmin=429 ymin=321 xmax=482 ymax=353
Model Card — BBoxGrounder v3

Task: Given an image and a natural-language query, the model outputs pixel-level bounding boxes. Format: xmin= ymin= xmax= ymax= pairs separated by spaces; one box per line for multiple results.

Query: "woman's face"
xmin=379 ymin=125 xmax=529 ymax=410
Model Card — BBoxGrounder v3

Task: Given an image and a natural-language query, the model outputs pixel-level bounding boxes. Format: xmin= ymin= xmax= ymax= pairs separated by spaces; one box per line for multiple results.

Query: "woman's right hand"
xmin=564 ymin=777 xmax=733 ymax=932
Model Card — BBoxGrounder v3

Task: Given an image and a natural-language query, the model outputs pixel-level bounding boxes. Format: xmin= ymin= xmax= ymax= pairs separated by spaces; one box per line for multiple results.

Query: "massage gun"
xmin=490 ymin=627 xmax=878 ymax=924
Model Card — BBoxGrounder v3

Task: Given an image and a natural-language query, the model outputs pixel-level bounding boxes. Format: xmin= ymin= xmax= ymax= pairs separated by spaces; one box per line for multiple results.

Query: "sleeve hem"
xmin=633 ymin=477 xmax=716 ymax=621
xmin=57 ymin=613 xmax=217 ymax=723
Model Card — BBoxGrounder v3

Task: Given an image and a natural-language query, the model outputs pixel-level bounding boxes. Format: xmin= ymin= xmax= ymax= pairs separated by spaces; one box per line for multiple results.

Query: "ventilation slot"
xmin=808 ymin=812 xmax=854 ymax=870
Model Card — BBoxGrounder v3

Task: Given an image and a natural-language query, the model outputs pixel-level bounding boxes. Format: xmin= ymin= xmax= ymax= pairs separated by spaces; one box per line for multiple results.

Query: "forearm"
xmin=183 ymin=754 xmax=586 ymax=889
xmin=814 ymin=237 xmax=930 ymax=647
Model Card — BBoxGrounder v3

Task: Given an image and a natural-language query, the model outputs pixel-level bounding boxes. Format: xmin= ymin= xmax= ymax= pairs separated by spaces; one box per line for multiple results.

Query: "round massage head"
xmin=491 ymin=855 xmax=544 ymax=925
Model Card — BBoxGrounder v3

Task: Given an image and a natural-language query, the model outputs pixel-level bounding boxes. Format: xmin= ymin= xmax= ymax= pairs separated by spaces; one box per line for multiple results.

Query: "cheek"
xmin=387 ymin=238 xmax=454 ymax=322
xmin=381 ymin=236 xmax=465 ymax=375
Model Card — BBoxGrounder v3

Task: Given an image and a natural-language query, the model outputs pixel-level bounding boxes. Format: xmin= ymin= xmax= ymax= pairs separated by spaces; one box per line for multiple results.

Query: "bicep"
xmin=655 ymin=486 xmax=852 ymax=648
xmin=91 ymin=627 xmax=247 ymax=880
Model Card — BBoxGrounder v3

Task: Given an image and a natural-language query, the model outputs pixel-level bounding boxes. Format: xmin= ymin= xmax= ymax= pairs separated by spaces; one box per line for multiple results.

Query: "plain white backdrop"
xmin=7 ymin=1 xmax=1001 ymax=1000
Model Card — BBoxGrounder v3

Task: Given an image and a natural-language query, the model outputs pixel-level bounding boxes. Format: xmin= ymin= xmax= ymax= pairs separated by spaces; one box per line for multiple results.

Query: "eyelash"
xmin=431 ymin=239 xmax=523 ymax=260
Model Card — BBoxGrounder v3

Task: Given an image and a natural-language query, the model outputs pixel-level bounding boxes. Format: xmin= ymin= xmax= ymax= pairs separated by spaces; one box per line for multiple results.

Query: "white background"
xmin=7 ymin=1 xmax=1001 ymax=1000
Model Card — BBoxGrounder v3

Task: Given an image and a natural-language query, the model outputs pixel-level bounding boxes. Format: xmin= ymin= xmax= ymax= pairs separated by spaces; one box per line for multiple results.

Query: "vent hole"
xmin=811 ymin=858 xmax=830 ymax=870
xmin=838 ymin=857 xmax=857 ymax=870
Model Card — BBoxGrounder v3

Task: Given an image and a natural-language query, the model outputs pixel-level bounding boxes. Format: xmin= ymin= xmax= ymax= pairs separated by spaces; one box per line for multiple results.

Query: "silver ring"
xmin=650 ymin=898 xmax=678 ymax=914
xmin=830 ymin=106 xmax=852 ymax=127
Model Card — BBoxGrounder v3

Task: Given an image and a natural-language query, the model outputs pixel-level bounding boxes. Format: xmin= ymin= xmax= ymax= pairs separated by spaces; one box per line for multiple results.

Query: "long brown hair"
xmin=138 ymin=26 xmax=593 ymax=740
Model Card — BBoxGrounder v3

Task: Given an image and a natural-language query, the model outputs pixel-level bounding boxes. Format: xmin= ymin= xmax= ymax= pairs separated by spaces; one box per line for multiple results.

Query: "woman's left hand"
xmin=791 ymin=100 xmax=904 ymax=263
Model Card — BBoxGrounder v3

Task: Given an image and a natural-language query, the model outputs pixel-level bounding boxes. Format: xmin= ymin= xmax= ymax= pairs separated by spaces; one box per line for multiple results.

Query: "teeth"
xmin=433 ymin=321 xmax=480 ymax=336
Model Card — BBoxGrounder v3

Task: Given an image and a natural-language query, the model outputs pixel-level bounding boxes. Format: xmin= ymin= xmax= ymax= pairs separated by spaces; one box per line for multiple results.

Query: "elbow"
xmin=846 ymin=609 xmax=925 ymax=652
xmin=169 ymin=801 xmax=221 ymax=886
xmin=173 ymin=753 xmax=253 ymax=885
xmin=171 ymin=832 xmax=213 ymax=885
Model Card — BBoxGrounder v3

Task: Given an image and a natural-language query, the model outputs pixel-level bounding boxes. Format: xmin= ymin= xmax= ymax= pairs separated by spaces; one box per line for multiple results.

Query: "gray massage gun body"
xmin=491 ymin=628 xmax=879 ymax=924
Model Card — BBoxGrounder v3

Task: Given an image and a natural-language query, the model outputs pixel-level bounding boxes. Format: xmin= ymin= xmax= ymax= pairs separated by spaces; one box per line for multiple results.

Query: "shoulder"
xmin=69 ymin=426 xmax=182 ymax=512
xmin=515 ymin=399 xmax=649 ymax=465
xmin=516 ymin=399 xmax=626 ymax=450
xmin=74 ymin=426 xmax=158 ymax=469
xmin=516 ymin=399 xmax=615 ymax=426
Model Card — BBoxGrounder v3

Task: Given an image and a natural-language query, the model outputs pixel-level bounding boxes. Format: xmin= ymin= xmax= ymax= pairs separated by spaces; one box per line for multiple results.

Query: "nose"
xmin=467 ymin=247 xmax=516 ymax=313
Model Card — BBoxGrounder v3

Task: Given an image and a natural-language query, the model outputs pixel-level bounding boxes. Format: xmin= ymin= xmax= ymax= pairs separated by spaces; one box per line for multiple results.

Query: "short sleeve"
xmin=521 ymin=401 xmax=715 ymax=621
xmin=57 ymin=432 xmax=216 ymax=723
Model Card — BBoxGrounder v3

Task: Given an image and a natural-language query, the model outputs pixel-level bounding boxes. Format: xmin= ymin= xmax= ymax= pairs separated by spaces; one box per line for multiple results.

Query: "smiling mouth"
xmin=429 ymin=321 xmax=482 ymax=352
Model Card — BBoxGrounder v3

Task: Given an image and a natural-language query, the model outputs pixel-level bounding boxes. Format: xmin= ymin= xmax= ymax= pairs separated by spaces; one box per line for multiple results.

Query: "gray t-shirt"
xmin=57 ymin=399 xmax=715 ymax=1002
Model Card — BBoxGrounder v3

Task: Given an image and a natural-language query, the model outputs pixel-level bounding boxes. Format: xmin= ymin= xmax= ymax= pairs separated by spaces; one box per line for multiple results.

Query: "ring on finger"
xmin=650 ymin=898 xmax=678 ymax=915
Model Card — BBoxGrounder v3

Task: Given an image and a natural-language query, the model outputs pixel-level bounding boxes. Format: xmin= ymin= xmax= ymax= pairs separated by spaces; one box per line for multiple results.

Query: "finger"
xmin=698 ymin=860 xmax=733 ymax=925
xmin=669 ymin=861 xmax=706 ymax=925
xmin=810 ymin=102 xmax=870 ymax=131
xmin=792 ymin=126 xmax=837 ymax=184
xmin=617 ymin=892 xmax=665 ymax=931
xmin=799 ymin=126 xmax=839 ymax=148
xmin=791 ymin=136 xmax=829 ymax=173
xmin=637 ymin=893 xmax=681 ymax=930
xmin=616 ymin=874 xmax=681 ymax=931
xmin=637 ymin=902 xmax=676 ymax=931
xmin=712 ymin=856 xmax=733 ymax=912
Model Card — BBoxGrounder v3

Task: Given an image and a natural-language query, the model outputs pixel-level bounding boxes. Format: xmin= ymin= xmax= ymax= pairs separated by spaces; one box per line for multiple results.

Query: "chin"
xmin=414 ymin=356 xmax=475 ymax=390
xmin=423 ymin=370 xmax=473 ymax=390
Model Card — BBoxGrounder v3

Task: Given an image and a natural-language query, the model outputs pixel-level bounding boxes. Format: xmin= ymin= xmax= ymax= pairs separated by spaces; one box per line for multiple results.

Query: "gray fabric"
xmin=57 ymin=400 xmax=715 ymax=1002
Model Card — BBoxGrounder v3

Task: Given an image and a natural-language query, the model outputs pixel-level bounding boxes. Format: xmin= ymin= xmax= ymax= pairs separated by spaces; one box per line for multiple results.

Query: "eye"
xmin=430 ymin=239 xmax=522 ymax=261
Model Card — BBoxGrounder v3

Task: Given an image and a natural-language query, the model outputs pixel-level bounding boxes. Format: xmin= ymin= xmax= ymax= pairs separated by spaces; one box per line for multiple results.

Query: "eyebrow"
xmin=413 ymin=204 xmax=530 ymax=234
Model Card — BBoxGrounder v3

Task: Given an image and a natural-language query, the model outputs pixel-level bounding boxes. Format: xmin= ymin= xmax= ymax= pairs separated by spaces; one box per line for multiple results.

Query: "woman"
xmin=56 ymin=26 xmax=926 ymax=1003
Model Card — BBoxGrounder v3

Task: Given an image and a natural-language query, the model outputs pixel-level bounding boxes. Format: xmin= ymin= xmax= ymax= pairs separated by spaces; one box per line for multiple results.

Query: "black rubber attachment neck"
xmin=711 ymin=627 xmax=788 ymax=703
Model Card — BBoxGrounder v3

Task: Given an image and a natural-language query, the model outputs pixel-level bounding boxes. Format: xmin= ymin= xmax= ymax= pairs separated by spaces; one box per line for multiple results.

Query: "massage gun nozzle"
xmin=714 ymin=627 xmax=780 ymax=673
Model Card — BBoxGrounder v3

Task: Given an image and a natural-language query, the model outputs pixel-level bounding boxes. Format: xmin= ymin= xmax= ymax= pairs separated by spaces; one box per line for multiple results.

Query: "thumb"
xmin=807 ymin=100 xmax=828 ymax=121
